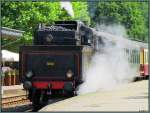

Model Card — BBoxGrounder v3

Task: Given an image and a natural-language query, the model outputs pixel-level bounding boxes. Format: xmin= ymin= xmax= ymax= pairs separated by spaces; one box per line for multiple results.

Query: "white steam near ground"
xmin=77 ymin=24 xmax=138 ymax=95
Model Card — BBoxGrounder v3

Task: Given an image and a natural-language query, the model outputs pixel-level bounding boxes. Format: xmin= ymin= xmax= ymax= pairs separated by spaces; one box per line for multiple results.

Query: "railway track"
xmin=1 ymin=94 xmax=67 ymax=111
xmin=2 ymin=95 xmax=31 ymax=109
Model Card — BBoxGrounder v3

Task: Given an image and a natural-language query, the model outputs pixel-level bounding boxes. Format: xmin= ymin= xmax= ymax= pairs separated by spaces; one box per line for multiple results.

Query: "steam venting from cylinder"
xmin=77 ymin=24 xmax=138 ymax=95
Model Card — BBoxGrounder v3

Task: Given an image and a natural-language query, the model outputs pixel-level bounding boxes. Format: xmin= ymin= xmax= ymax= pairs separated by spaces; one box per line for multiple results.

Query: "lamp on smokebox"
xmin=26 ymin=71 xmax=33 ymax=78
xmin=66 ymin=69 xmax=74 ymax=79
xmin=23 ymin=81 xmax=32 ymax=90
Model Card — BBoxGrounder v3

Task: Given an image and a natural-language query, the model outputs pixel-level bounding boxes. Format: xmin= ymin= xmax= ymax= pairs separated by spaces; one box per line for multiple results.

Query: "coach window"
xmin=131 ymin=50 xmax=134 ymax=64
xmin=145 ymin=52 xmax=146 ymax=64
xmin=146 ymin=52 xmax=147 ymax=64
xmin=138 ymin=51 xmax=140 ymax=63
xmin=134 ymin=52 xmax=136 ymax=64
xmin=144 ymin=52 xmax=145 ymax=64
xmin=127 ymin=49 xmax=131 ymax=62
xmin=134 ymin=51 xmax=136 ymax=64
xmin=137 ymin=52 xmax=140 ymax=64
xmin=145 ymin=51 xmax=148 ymax=64
xmin=135 ymin=51 xmax=138 ymax=64
xmin=137 ymin=51 xmax=140 ymax=64
xmin=134 ymin=50 xmax=138 ymax=64
xmin=135 ymin=53 xmax=137 ymax=64
xmin=129 ymin=50 xmax=131 ymax=63
xmin=133 ymin=51 xmax=135 ymax=64
xmin=146 ymin=52 xmax=148 ymax=64
xmin=147 ymin=51 xmax=148 ymax=64
xmin=133 ymin=53 xmax=135 ymax=64
xmin=130 ymin=50 xmax=133 ymax=63
xmin=128 ymin=49 xmax=130 ymax=62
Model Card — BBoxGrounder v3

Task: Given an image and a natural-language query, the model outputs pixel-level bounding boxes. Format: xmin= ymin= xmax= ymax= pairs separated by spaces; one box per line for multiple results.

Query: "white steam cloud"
xmin=60 ymin=1 xmax=74 ymax=17
xmin=77 ymin=24 xmax=138 ymax=95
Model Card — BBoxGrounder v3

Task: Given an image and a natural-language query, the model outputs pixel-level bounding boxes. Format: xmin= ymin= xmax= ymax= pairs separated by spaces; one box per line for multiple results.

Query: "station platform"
xmin=2 ymin=84 xmax=23 ymax=91
xmin=1 ymin=84 xmax=26 ymax=98
xmin=40 ymin=80 xmax=148 ymax=112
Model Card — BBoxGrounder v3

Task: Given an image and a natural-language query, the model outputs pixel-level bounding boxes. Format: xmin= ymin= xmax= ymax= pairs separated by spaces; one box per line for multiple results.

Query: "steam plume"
xmin=60 ymin=1 xmax=74 ymax=17
xmin=77 ymin=24 xmax=138 ymax=95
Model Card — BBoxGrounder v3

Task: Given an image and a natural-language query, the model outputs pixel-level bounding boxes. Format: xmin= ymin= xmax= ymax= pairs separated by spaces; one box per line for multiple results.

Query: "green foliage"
xmin=72 ymin=2 xmax=90 ymax=25
xmin=1 ymin=2 xmax=90 ymax=51
xmin=2 ymin=1 xmax=148 ymax=53
xmin=90 ymin=1 xmax=148 ymax=42
xmin=2 ymin=2 xmax=61 ymax=33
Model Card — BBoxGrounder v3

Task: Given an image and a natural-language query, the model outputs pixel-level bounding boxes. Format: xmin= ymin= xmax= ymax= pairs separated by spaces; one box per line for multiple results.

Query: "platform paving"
xmin=2 ymin=84 xmax=26 ymax=98
xmin=40 ymin=80 xmax=148 ymax=112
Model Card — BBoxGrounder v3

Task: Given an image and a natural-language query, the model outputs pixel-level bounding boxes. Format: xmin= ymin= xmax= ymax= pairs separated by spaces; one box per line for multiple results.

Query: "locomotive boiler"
xmin=19 ymin=21 xmax=95 ymax=110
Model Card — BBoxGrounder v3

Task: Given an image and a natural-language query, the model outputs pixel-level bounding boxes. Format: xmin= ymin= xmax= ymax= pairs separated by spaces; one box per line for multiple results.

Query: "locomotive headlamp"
xmin=23 ymin=81 xmax=32 ymax=90
xmin=66 ymin=70 xmax=73 ymax=78
xmin=26 ymin=71 xmax=33 ymax=78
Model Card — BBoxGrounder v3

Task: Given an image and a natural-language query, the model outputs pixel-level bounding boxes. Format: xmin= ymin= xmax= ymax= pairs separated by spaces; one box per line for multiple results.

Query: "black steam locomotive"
xmin=19 ymin=20 xmax=148 ymax=110
xmin=19 ymin=21 xmax=95 ymax=109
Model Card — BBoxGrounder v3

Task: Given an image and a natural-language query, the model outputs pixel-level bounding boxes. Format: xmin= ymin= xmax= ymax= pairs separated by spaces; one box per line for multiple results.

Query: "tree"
xmin=72 ymin=2 xmax=91 ymax=25
xmin=88 ymin=1 xmax=148 ymax=42
xmin=1 ymin=2 xmax=90 ymax=51
xmin=2 ymin=2 xmax=61 ymax=40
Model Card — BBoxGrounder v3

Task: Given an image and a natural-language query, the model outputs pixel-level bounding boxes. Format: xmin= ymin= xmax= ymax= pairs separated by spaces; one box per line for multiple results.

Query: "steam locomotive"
xmin=19 ymin=21 xmax=148 ymax=110
xmin=19 ymin=21 xmax=95 ymax=109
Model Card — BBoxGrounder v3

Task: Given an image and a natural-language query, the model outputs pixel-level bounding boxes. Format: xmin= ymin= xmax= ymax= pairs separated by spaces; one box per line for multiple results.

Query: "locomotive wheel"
xmin=32 ymin=90 xmax=49 ymax=111
xmin=40 ymin=91 xmax=49 ymax=105
xmin=65 ymin=90 xmax=76 ymax=97
xmin=28 ymin=89 xmax=33 ymax=101
xmin=145 ymin=76 xmax=149 ymax=80
xmin=133 ymin=77 xmax=139 ymax=82
xmin=74 ymin=91 xmax=77 ymax=96
xmin=133 ymin=76 xmax=149 ymax=82
xmin=32 ymin=90 xmax=42 ymax=111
